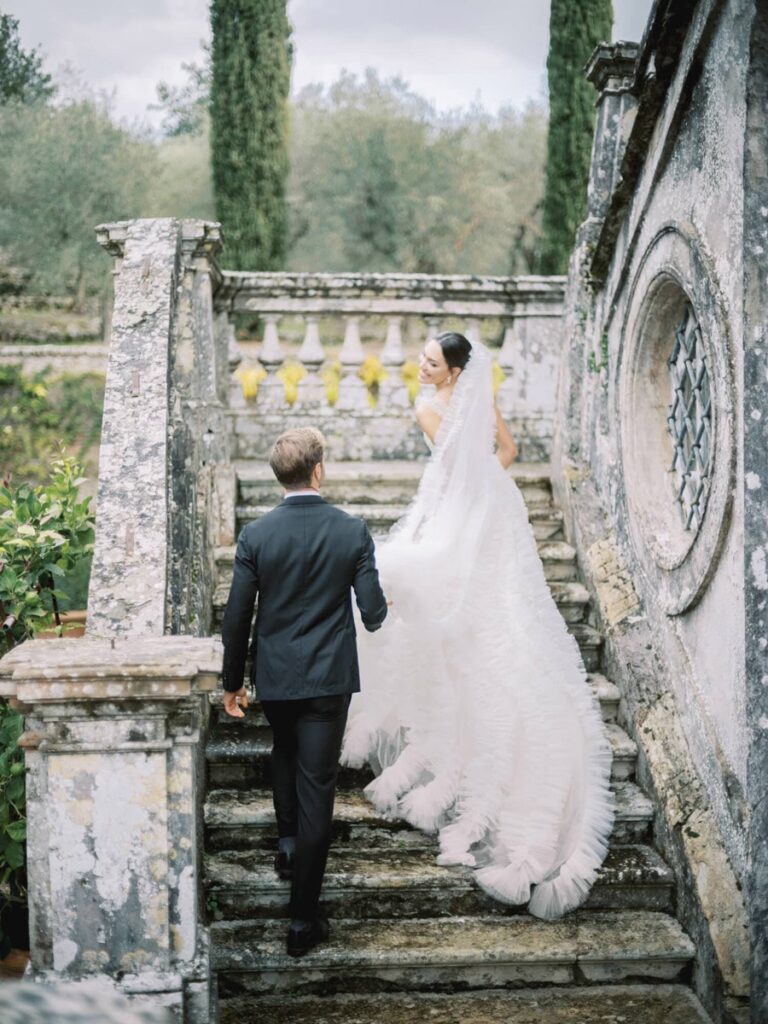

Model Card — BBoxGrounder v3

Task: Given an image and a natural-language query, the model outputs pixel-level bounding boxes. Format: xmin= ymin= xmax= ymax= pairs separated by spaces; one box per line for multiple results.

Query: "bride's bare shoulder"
xmin=415 ymin=393 xmax=446 ymax=443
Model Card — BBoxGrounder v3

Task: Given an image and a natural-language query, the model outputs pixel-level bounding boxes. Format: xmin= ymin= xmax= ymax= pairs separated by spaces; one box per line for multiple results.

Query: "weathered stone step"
xmin=215 ymin=536 xmax=576 ymax=574
xmin=209 ymin=671 xmax=618 ymax=730
xmin=204 ymin=844 xmax=674 ymax=919
xmin=218 ymin=984 xmax=713 ymax=1024
xmin=211 ymin=911 xmax=696 ymax=993
xmin=203 ymin=780 xmax=655 ymax=848
xmin=212 ymin=541 xmax=585 ymax=635
xmin=235 ymin=502 xmax=565 ymax=541
xmin=211 ymin=576 xmax=589 ymax=633
xmin=235 ymin=460 xmax=554 ymax=509
xmin=205 ymin=720 xmax=634 ymax=786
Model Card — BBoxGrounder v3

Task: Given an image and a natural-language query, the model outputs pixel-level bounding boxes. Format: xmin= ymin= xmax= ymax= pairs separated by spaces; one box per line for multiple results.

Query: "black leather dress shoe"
xmin=286 ymin=916 xmax=330 ymax=958
xmin=274 ymin=850 xmax=294 ymax=881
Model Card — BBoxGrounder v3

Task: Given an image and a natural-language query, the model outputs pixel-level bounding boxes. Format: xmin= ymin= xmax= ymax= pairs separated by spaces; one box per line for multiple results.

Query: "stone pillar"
xmin=88 ymin=220 xmax=180 ymax=638
xmin=0 ymin=636 xmax=222 ymax=1023
xmin=583 ymin=42 xmax=640 ymax=227
xmin=552 ymin=43 xmax=639 ymax=476
xmin=89 ymin=218 xmax=228 ymax=640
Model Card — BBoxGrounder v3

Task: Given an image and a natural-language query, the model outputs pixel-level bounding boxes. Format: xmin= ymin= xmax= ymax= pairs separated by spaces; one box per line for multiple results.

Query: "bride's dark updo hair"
xmin=437 ymin=331 xmax=472 ymax=370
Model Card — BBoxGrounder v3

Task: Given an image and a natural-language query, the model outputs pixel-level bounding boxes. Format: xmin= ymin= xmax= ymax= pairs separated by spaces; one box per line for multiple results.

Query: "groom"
xmin=220 ymin=427 xmax=388 ymax=956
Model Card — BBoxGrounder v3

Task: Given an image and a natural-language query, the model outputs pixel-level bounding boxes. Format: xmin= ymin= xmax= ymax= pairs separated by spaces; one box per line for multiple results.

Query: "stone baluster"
xmin=425 ymin=317 xmax=440 ymax=346
xmin=336 ymin=315 xmax=369 ymax=410
xmin=379 ymin=315 xmax=410 ymax=409
xmin=465 ymin=318 xmax=482 ymax=345
xmin=257 ymin=314 xmax=287 ymax=409
xmin=0 ymin=635 xmax=222 ymax=1021
xmin=296 ymin=315 xmax=327 ymax=407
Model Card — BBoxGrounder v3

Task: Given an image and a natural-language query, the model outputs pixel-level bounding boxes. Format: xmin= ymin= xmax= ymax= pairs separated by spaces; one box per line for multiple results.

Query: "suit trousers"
xmin=261 ymin=692 xmax=351 ymax=921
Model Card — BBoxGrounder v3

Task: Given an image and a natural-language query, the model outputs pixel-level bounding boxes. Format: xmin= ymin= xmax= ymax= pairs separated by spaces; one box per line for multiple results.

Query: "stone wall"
xmin=552 ymin=2 xmax=759 ymax=1020
xmin=0 ymin=344 xmax=108 ymax=375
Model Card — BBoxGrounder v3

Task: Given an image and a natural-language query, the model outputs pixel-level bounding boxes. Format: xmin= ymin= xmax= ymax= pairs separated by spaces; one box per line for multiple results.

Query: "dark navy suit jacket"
xmin=221 ymin=494 xmax=388 ymax=699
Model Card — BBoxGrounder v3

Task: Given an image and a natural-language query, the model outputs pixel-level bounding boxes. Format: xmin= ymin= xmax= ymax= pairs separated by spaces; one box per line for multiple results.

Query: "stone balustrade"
xmin=214 ymin=271 xmax=566 ymax=462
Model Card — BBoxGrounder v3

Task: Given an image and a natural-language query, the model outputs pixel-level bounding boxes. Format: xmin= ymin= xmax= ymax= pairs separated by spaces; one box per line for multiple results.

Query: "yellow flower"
xmin=234 ymin=365 xmax=267 ymax=401
xmin=322 ymin=361 xmax=341 ymax=405
xmin=401 ymin=361 xmax=421 ymax=403
xmin=359 ymin=356 xmax=388 ymax=389
xmin=277 ymin=360 xmax=308 ymax=405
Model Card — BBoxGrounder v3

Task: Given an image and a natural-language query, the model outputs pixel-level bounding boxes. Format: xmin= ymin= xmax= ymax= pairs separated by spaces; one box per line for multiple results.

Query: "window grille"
xmin=666 ymin=304 xmax=712 ymax=531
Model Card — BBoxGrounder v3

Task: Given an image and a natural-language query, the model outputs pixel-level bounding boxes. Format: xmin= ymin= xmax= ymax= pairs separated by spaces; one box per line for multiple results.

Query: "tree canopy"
xmin=0 ymin=13 xmax=54 ymax=104
xmin=0 ymin=86 xmax=156 ymax=304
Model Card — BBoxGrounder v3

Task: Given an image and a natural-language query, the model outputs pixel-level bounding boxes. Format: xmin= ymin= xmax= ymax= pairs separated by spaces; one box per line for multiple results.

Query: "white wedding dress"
xmin=340 ymin=340 xmax=615 ymax=920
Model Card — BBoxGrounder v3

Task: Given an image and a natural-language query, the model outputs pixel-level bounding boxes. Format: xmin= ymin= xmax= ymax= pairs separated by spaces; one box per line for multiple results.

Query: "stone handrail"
xmin=214 ymin=270 xmax=564 ymax=316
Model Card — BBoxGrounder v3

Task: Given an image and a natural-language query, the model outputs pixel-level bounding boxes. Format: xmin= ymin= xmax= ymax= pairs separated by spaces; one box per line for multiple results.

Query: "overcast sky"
xmin=6 ymin=0 xmax=653 ymax=129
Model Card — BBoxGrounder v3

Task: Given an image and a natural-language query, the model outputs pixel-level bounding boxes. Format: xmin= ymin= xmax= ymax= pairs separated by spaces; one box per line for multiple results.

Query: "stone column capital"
xmin=95 ymin=220 xmax=130 ymax=260
xmin=585 ymin=41 xmax=640 ymax=95
xmin=179 ymin=219 xmax=223 ymax=271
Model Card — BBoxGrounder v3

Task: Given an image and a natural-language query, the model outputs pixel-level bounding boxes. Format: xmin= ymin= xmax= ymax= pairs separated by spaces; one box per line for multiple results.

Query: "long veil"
xmin=342 ymin=340 xmax=615 ymax=919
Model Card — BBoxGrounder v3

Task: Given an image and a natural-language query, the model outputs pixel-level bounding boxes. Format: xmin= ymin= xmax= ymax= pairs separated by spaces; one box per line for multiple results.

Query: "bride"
xmin=341 ymin=331 xmax=615 ymax=920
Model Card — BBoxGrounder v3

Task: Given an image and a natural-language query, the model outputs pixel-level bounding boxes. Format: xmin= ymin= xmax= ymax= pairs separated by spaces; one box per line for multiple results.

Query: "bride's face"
xmin=418 ymin=340 xmax=453 ymax=385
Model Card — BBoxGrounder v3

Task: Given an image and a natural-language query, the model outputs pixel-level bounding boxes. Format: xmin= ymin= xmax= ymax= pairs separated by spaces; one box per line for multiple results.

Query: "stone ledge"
xmin=0 ymin=636 xmax=223 ymax=702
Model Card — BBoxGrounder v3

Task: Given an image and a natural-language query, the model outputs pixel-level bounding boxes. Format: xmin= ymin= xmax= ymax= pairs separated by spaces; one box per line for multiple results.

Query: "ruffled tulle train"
xmin=341 ymin=457 xmax=615 ymax=920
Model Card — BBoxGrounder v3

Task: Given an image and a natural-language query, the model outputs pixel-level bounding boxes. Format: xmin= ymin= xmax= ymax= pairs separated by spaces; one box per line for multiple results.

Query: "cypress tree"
xmin=539 ymin=0 xmax=613 ymax=274
xmin=210 ymin=0 xmax=292 ymax=269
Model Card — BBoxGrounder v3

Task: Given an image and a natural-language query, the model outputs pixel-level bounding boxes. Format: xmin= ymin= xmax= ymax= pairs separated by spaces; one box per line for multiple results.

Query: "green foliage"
xmin=145 ymin=115 xmax=216 ymax=221
xmin=0 ymin=88 xmax=157 ymax=303
xmin=539 ymin=0 xmax=613 ymax=274
xmin=210 ymin=0 xmax=292 ymax=270
xmin=0 ymin=697 xmax=26 ymax=958
xmin=0 ymin=453 xmax=95 ymax=957
xmin=0 ymin=13 xmax=54 ymax=104
xmin=288 ymin=71 xmax=547 ymax=275
xmin=152 ymin=56 xmax=210 ymax=137
xmin=0 ymin=454 xmax=95 ymax=954
xmin=0 ymin=366 xmax=104 ymax=484
xmin=0 ymin=453 xmax=96 ymax=653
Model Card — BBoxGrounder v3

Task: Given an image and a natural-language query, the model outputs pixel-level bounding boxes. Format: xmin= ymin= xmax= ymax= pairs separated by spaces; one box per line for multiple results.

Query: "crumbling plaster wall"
xmin=553 ymin=1 xmax=755 ymax=1016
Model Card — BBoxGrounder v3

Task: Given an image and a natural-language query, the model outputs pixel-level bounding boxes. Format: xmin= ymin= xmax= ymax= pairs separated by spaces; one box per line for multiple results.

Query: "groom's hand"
xmin=223 ymin=686 xmax=249 ymax=719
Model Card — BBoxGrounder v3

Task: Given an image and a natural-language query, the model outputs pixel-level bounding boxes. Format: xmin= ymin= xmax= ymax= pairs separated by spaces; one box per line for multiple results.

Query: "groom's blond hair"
xmin=269 ymin=427 xmax=326 ymax=488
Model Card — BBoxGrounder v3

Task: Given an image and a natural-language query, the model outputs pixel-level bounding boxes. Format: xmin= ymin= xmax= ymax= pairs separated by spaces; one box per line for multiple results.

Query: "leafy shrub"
xmin=0 ymin=454 xmax=95 ymax=955
xmin=0 ymin=454 xmax=95 ymax=651
xmin=0 ymin=701 xmax=25 ymax=958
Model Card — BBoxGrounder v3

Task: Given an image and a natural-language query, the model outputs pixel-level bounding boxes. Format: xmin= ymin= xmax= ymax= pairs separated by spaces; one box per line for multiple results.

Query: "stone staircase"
xmin=204 ymin=461 xmax=712 ymax=1024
